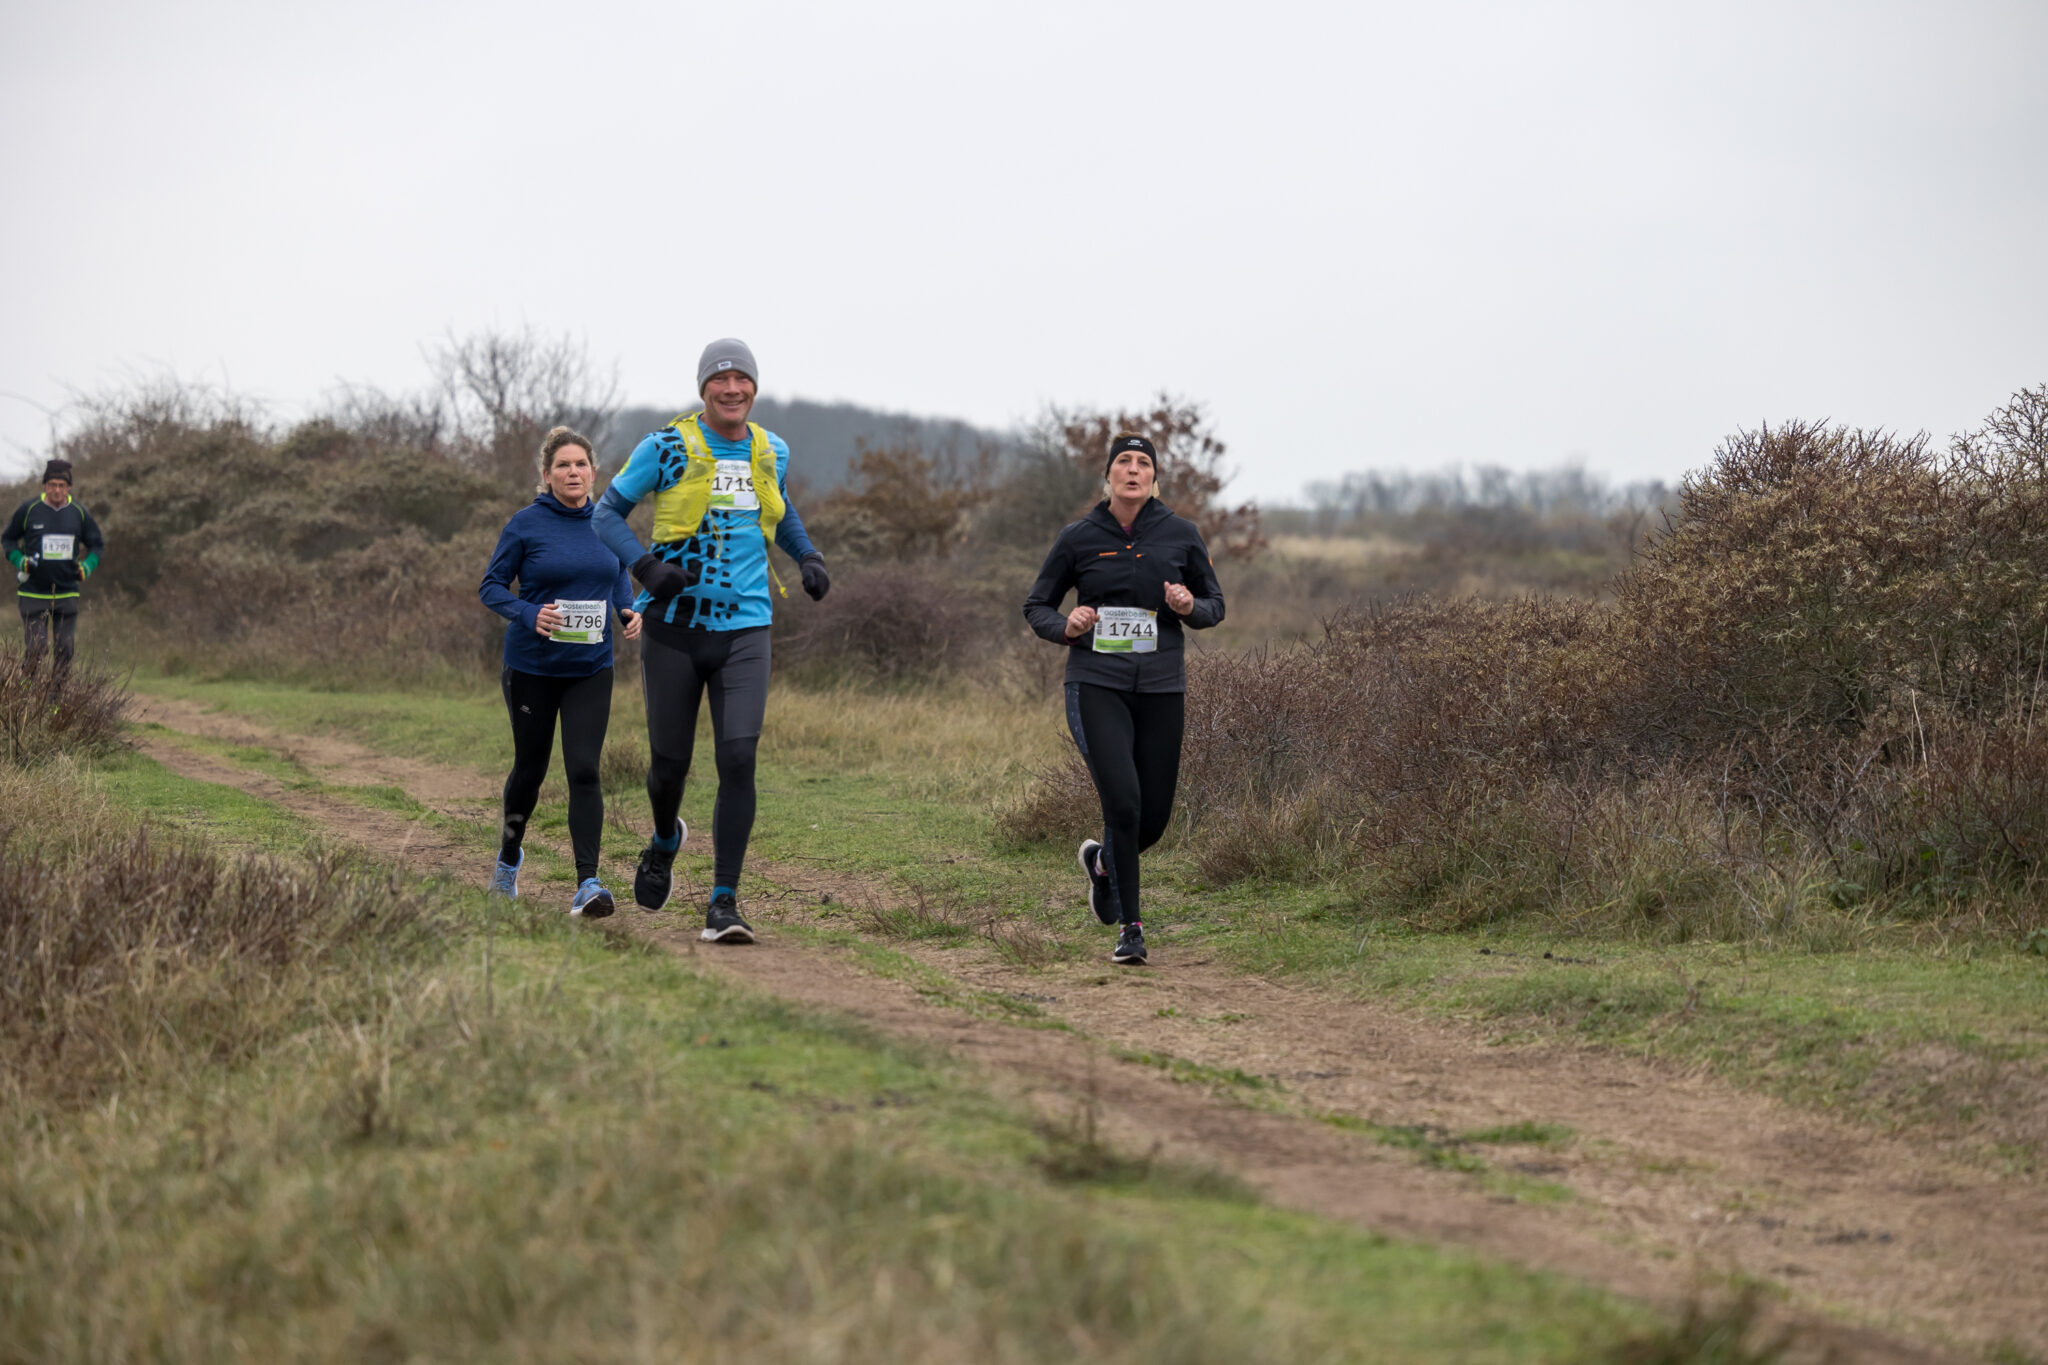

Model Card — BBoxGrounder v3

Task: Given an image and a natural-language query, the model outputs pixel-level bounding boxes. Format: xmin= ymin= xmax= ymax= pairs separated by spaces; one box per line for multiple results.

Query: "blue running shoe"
xmin=570 ymin=877 xmax=616 ymax=919
xmin=490 ymin=849 xmax=522 ymax=899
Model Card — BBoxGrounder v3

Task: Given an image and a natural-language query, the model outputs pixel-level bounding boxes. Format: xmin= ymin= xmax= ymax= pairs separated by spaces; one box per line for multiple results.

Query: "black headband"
xmin=1103 ymin=435 xmax=1158 ymax=476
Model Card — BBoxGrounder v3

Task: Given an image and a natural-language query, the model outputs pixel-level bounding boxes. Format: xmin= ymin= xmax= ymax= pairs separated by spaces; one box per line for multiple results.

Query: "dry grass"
xmin=0 ymin=647 xmax=129 ymax=766
xmin=763 ymin=682 xmax=1066 ymax=804
xmin=0 ymin=759 xmax=437 ymax=1108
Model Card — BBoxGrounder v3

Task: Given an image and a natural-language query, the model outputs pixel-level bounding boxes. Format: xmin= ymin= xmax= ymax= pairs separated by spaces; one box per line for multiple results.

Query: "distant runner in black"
xmin=3 ymin=459 xmax=105 ymax=678
xmin=1022 ymin=433 xmax=1226 ymax=964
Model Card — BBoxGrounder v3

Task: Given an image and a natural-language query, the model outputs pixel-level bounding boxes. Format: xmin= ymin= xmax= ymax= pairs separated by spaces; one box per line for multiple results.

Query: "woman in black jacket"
xmin=1022 ymin=434 xmax=1226 ymax=964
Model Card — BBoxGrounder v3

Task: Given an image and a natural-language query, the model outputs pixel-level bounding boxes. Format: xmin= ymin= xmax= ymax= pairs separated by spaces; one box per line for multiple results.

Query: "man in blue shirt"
xmin=594 ymin=338 xmax=830 ymax=944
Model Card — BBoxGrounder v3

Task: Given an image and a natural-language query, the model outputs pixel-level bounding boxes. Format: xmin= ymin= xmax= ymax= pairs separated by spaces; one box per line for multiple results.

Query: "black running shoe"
xmin=701 ymin=891 xmax=755 ymax=944
xmin=1078 ymin=839 xmax=1117 ymax=926
xmin=634 ymin=821 xmax=685 ymax=911
xmin=1112 ymin=922 xmax=1147 ymax=965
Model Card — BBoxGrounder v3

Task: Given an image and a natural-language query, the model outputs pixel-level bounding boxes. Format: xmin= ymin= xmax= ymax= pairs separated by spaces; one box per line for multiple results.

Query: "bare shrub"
xmin=426 ymin=327 xmax=621 ymax=497
xmin=995 ymin=745 xmax=1100 ymax=845
xmin=972 ymin=397 xmax=1263 ymax=560
xmin=1042 ymin=396 xmax=1264 ymax=560
xmin=0 ymin=646 xmax=128 ymax=765
xmin=773 ymin=562 xmax=999 ymax=685
xmin=811 ymin=440 xmax=993 ymax=562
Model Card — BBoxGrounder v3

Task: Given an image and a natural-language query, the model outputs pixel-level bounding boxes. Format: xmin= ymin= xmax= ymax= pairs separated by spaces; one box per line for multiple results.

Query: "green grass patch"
xmin=89 ymin=745 xmax=320 ymax=852
xmin=1113 ymin=1046 xmax=1275 ymax=1093
xmin=1461 ymin=1121 xmax=1576 ymax=1148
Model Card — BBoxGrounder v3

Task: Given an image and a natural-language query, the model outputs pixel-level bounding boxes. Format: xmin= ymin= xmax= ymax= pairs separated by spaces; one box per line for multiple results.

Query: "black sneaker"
xmin=635 ymin=821 xmax=685 ymax=910
xmin=1078 ymin=839 xmax=1117 ymax=925
xmin=701 ymin=891 xmax=755 ymax=944
xmin=1112 ymin=922 xmax=1147 ymax=965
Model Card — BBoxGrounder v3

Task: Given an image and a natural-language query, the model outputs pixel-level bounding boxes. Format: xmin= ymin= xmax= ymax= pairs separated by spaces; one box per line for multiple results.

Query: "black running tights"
xmin=641 ymin=626 xmax=770 ymax=890
xmin=1066 ymin=683 xmax=1184 ymax=925
xmin=501 ymin=666 xmax=613 ymax=881
xmin=20 ymin=600 xmax=78 ymax=677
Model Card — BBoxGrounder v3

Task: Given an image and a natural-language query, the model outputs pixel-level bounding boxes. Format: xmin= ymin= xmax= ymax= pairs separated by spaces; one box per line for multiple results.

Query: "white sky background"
xmin=3 ymin=0 xmax=2045 ymax=503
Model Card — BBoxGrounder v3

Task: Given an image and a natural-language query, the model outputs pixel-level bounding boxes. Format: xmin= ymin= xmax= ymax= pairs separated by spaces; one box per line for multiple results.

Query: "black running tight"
xmin=501 ymin=666 xmax=613 ymax=881
xmin=641 ymin=625 xmax=770 ymax=891
xmin=1065 ymin=682 xmax=1184 ymax=924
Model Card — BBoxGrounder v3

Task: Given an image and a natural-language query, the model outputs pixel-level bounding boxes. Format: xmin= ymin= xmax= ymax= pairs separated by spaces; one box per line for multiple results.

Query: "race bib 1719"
xmin=551 ymin=600 xmax=606 ymax=646
xmin=709 ymin=460 xmax=758 ymax=511
xmin=1092 ymin=606 xmax=1158 ymax=654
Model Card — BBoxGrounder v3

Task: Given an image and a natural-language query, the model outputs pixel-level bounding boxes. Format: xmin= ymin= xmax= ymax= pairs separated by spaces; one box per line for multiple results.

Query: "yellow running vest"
xmin=649 ymin=411 xmax=787 ymax=597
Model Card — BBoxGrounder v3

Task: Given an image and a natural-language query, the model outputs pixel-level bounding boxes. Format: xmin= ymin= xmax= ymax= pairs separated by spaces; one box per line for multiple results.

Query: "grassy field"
xmin=122 ymin=668 xmax=2048 ymax=1176
xmin=4 ymin=686 xmax=1687 ymax=1364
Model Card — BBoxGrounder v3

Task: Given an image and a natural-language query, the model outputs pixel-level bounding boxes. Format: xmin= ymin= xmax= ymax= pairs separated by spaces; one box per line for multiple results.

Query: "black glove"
xmin=799 ymin=552 xmax=830 ymax=602
xmin=633 ymin=553 xmax=696 ymax=600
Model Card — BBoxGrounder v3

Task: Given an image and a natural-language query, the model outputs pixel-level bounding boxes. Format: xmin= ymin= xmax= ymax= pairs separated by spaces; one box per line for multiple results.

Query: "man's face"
xmin=42 ymin=479 xmax=70 ymax=509
xmin=702 ymin=371 xmax=757 ymax=430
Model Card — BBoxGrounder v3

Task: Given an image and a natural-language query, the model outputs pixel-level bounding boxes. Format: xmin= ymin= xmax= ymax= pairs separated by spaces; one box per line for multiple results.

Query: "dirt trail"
xmin=127 ymin=694 xmax=2046 ymax=1362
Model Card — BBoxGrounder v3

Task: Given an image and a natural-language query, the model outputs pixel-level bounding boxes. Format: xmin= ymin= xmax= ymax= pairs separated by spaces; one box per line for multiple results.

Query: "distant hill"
xmin=601 ymin=398 xmax=1011 ymax=494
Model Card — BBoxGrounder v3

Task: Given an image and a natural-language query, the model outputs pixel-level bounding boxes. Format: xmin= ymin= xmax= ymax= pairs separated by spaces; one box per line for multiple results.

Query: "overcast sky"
xmin=4 ymin=0 xmax=2045 ymax=502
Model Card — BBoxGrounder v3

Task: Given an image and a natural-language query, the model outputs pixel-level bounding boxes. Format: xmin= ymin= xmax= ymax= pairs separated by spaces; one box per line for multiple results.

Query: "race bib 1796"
xmin=551 ymin=600 xmax=606 ymax=646
xmin=709 ymin=460 xmax=758 ymax=511
xmin=40 ymin=534 xmax=74 ymax=561
xmin=1092 ymin=606 xmax=1158 ymax=654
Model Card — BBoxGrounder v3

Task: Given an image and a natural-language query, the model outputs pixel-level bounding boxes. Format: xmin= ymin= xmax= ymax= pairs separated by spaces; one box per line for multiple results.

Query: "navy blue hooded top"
xmin=479 ymin=493 xmax=636 ymax=677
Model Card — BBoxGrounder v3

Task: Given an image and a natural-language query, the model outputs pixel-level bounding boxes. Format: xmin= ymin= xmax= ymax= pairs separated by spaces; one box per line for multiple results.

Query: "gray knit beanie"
xmin=697 ymin=338 xmax=758 ymax=393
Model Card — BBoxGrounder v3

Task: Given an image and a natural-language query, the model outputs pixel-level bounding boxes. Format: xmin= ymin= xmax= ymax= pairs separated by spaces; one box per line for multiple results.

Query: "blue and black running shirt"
xmin=595 ymin=421 xmax=819 ymax=632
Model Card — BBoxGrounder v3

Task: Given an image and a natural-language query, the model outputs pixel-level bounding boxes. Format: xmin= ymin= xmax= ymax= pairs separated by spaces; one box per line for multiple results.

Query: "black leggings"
xmin=1066 ymin=683 xmax=1184 ymax=925
xmin=20 ymin=600 xmax=78 ymax=677
xmin=501 ymin=666 xmax=613 ymax=882
xmin=641 ymin=625 xmax=770 ymax=890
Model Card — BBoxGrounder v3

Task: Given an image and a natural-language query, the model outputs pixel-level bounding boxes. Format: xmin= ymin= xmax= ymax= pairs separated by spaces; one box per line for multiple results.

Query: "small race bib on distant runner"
xmin=41 ymin=534 xmax=74 ymax=561
xmin=1092 ymin=606 xmax=1158 ymax=654
xmin=709 ymin=460 xmax=758 ymax=511
xmin=551 ymin=600 xmax=606 ymax=646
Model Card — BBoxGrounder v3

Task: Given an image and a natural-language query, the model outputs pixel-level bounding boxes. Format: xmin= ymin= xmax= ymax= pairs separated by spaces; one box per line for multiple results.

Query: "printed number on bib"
xmin=709 ymin=460 xmax=758 ymax=511
xmin=551 ymin=600 xmax=606 ymax=646
xmin=1092 ymin=606 xmax=1158 ymax=654
xmin=41 ymin=534 xmax=74 ymax=562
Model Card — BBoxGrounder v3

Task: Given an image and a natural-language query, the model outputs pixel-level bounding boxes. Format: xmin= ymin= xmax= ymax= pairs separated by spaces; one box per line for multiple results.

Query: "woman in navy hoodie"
xmin=479 ymin=426 xmax=641 ymax=915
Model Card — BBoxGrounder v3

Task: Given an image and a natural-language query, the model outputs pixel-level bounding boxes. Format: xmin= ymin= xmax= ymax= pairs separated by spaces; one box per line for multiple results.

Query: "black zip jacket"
xmin=4 ymin=496 xmax=104 ymax=599
xmin=1022 ymin=498 xmax=1225 ymax=693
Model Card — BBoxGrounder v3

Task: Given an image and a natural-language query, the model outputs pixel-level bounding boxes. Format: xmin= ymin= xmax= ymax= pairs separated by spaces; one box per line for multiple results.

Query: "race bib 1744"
xmin=709 ymin=460 xmax=758 ymax=511
xmin=551 ymin=600 xmax=607 ymax=646
xmin=1092 ymin=606 xmax=1158 ymax=654
xmin=40 ymin=534 xmax=74 ymax=561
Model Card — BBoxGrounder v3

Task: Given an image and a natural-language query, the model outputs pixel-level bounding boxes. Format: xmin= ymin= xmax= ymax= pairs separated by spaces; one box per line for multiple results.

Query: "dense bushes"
xmin=1009 ymin=386 xmax=2048 ymax=942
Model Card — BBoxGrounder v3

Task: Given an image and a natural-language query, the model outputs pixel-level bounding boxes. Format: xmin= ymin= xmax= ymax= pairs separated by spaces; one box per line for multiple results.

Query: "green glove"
xmin=80 ymin=553 xmax=98 ymax=578
xmin=5 ymin=550 xmax=20 ymax=570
